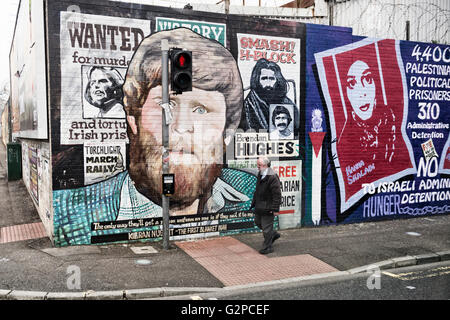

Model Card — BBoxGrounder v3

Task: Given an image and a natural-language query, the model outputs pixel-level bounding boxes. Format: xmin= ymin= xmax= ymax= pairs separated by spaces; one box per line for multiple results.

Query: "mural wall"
xmin=305 ymin=24 xmax=450 ymax=225
xmin=45 ymin=0 xmax=448 ymax=247
xmin=49 ymin=0 xmax=304 ymax=246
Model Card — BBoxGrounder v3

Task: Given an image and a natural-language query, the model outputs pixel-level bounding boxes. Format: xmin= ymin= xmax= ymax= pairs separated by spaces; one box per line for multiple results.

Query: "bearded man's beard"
xmin=128 ymin=129 xmax=223 ymax=213
xmin=255 ymin=81 xmax=287 ymax=105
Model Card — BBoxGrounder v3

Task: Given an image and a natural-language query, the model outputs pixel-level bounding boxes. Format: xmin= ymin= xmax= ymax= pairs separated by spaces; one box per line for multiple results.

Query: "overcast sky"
xmin=0 ymin=0 xmax=20 ymax=89
xmin=0 ymin=0 xmax=292 ymax=89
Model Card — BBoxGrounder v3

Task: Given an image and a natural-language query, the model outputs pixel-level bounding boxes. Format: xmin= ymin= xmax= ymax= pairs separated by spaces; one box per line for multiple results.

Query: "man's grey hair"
xmin=259 ymin=156 xmax=271 ymax=167
xmin=85 ymin=66 xmax=124 ymax=106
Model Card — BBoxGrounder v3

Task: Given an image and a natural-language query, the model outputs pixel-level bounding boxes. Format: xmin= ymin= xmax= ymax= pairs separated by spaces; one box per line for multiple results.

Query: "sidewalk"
xmin=0 ymin=142 xmax=449 ymax=300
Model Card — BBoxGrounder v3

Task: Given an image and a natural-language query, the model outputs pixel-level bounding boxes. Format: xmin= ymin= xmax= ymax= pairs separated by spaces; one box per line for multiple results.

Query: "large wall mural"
xmin=305 ymin=24 xmax=450 ymax=226
xmin=49 ymin=1 xmax=304 ymax=246
xmin=46 ymin=0 xmax=448 ymax=247
xmin=315 ymin=38 xmax=417 ymax=214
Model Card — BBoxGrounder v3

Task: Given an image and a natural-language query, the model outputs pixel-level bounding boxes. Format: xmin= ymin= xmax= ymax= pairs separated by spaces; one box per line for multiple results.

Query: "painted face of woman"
xmin=346 ymin=60 xmax=376 ymax=121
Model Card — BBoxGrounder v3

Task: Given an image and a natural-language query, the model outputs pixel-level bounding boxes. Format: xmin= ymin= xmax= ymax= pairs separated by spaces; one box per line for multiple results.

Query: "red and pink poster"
xmin=315 ymin=38 xmax=416 ymax=213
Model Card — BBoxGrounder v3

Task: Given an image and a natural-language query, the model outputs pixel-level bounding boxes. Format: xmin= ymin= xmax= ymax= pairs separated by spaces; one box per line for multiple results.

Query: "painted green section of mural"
xmin=155 ymin=17 xmax=226 ymax=46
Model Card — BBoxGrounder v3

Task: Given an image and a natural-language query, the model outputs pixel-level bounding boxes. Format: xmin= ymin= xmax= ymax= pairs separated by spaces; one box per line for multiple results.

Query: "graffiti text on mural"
xmin=410 ymin=45 xmax=450 ymax=64
xmin=271 ymin=160 xmax=301 ymax=215
xmin=362 ymin=177 xmax=450 ymax=218
xmin=92 ymin=218 xmax=160 ymax=231
xmin=67 ymin=22 xmax=144 ymax=52
xmin=401 ymin=190 xmax=450 ymax=204
xmin=410 ymin=131 xmax=445 ymax=140
xmin=273 ymin=163 xmax=300 ymax=207
xmin=408 ymin=121 xmax=448 ymax=140
xmin=92 ymin=218 xmax=254 ymax=243
xmin=407 ymin=122 xmax=449 ymax=130
xmin=228 ymin=159 xmax=257 ymax=170
xmin=92 ymin=211 xmax=254 ymax=232
xmin=239 ymin=37 xmax=296 ymax=64
xmin=234 ymin=132 xmax=298 ymax=158
xmin=71 ymin=51 xmax=130 ymax=66
xmin=362 ymin=175 xmax=450 ymax=217
xmin=363 ymin=181 xmax=416 ymax=195
xmin=85 ymin=156 xmax=119 ymax=173
xmin=363 ymin=194 xmax=402 ymax=218
xmin=156 ymin=17 xmax=226 ymax=45
xmin=158 ymin=22 xmax=223 ymax=40
xmin=69 ymin=119 xmax=127 ymax=143
xmin=346 ymin=160 xmax=375 ymax=185
xmin=406 ymin=46 xmax=450 ymax=101
xmin=127 ymin=223 xmax=231 ymax=240
xmin=363 ymin=178 xmax=450 ymax=195
xmin=84 ymin=143 xmax=125 ymax=184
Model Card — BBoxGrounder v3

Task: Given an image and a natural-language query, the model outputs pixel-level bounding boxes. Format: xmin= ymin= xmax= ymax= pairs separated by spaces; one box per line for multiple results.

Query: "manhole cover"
xmin=130 ymin=246 xmax=158 ymax=254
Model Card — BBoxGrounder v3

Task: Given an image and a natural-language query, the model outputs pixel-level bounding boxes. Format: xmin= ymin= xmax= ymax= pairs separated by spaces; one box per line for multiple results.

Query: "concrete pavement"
xmin=0 ymin=142 xmax=449 ymax=300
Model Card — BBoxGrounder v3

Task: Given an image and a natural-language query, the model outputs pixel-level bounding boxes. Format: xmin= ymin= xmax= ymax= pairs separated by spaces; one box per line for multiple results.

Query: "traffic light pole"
xmin=161 ymin=39 xmax=170 ymax=250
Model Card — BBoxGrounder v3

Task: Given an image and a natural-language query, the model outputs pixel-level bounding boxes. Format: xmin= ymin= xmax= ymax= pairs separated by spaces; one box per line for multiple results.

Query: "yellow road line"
xmin=383 ymin=267 xmax=450 ymax=281
xmin=382 ymin=271 xmax=401 ymax=279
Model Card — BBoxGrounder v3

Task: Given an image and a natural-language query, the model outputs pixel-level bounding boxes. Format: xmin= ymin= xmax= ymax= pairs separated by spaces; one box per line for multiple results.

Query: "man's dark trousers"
xmin=251 ymin=167 xmax=282 ymax=252
xmin=254 ymin=213 xmax=276 ymax=250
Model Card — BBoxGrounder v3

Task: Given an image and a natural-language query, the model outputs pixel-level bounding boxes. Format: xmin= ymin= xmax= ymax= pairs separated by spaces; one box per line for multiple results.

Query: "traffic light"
xmin=170 ymin=48 xmax=192 ymax=94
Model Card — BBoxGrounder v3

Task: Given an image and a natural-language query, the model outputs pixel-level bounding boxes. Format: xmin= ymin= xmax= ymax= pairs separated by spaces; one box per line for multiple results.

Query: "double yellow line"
xmin=382 ymin=266 xmax=450 ymax=281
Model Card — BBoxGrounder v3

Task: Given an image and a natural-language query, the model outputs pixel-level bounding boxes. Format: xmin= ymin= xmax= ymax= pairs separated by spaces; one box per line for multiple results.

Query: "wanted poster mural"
xmin=59 ymin=12 xmax=151 ymax=184
xmin=315 ymin=38 xmax=416 ymax=213
xmin=81 ymin=65 xmax=127 ymax=119
xmin=236 ymin=33 xmax=301 ymax=159
xmin=60 ymin=12 xmax=150 ymax=144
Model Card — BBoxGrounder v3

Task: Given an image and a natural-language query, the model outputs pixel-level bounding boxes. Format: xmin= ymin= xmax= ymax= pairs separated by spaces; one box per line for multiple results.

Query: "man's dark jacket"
xmin=251 ymin=167 xmax=282 ymax=215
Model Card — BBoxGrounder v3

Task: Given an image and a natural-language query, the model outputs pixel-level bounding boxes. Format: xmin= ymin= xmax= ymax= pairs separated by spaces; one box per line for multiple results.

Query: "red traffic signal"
xmin=175 ymin=52 xmax=191 ymax=68
xmin=170 ymin=49 xmax=192 ymax=94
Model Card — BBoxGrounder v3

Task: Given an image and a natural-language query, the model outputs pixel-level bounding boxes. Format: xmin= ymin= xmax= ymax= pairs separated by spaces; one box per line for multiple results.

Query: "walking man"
xmin=251 ymin=156 xmax=282 ymax=254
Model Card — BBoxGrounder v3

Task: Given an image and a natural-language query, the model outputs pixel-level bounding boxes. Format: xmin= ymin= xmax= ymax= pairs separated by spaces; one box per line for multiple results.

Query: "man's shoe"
xmin=259 ymin=246 xmax=274 ymax=254
xmin=272 ymin=232 xmax=280 ymax=244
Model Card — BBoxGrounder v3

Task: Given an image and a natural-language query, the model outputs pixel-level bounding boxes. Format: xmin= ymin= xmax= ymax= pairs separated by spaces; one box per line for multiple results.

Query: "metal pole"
xmin=328 ymin=0 xmax=334 ymax=26
xmin=406 ymin=20 xmax=410 ymax=41
xmin=7 ymin=98 xmax=12 ymax=143
xmin=161 ymin=39 xmax=170 ymax=250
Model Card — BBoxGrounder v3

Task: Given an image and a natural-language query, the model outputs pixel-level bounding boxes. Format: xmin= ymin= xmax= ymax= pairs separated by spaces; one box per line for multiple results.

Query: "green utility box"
xmin=7 ymin=142 xmax=22 ymax=181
